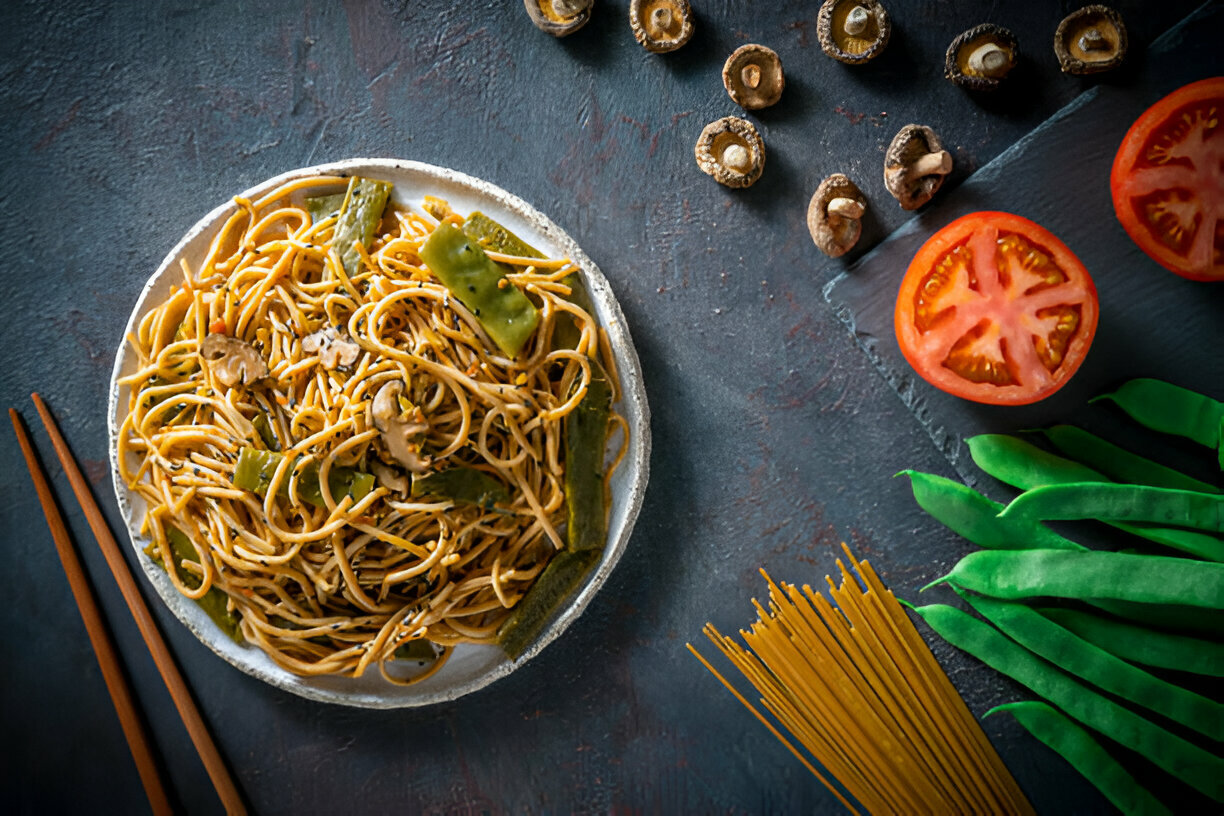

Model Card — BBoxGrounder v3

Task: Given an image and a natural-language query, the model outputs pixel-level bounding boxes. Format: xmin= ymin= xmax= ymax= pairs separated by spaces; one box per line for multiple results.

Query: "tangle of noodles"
xmin=116 ymin=175 xmax=625 ymax=682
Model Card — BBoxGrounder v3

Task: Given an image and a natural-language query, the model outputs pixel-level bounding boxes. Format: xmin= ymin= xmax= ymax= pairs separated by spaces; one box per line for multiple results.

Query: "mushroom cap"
xmin=523 ymin=0 xmax=592 ymax=38
xmin=883 ymin=124 xmax=952 ymax=210
xmin=1054 ymin=5 xmax=1127 ymax=75
xmin=945 ymin=23 xmax=1019 ymax=91
xmin=817 ymin=0 xmax=891 ymax=65
xmin=200 ymin=333 xmax=268 ymax=388
xmin=694 ymin=116 xmax=765 ymax=188
xmin=722 ymin=44 xmax=785 ymax=110
xmin=807 ymin=174 xmax=866 ymax=258
xmin=629 ymin=0 xmax=694 ymax=53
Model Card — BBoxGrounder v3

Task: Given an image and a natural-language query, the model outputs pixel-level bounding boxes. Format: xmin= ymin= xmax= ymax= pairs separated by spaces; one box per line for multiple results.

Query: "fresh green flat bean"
xmin=911 ymin=603 xmax=1224 ymax=802
xmin=1039 ymin=607 xmax=1224 ymax=676
xmin=1087 ymin=598 xmax=1224 ymax=638
xmin=967 ymin=435 xmax=1105 ymax=490
xmin=957 ymin=591 xmax=1224 ymax=740
xmin=565 ymin=372 xmax=611 ymax=552
xmin=1002 ymin=483 xmax=1224 ymax=543
xmin=985 ymin=701 xmax=1171 ymax=816
xmin=970 ymin=436 xmax=1224 ymax=560
xmin=926 ymin=549 xmax=1224 ymax=609
xmin=1040 ymin=425 xmax=1220 ymax=494
xmin=902 ymin=470 xmax=1083 ymax=551
xmin=1095 ymin=379 xmax=1224 ymax=468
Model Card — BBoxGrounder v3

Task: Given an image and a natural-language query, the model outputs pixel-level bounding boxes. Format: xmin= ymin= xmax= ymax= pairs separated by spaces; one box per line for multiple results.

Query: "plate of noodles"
xmin=107 ymin=158 xmax=650 ymax=708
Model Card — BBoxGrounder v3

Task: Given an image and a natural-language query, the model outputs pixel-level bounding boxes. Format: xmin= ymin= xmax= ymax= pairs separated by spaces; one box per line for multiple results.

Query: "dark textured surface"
xmin=0 ymin=2 xmax=1211 ymax=813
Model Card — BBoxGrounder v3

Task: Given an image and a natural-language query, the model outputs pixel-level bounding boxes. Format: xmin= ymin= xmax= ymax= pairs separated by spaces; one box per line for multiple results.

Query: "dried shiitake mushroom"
xmin=884 ymin=124 xmax=953 ymax=210
xmin=1054 ymin=5 xmax=1127 ymax=75
xmin=694 ymin=117 xmax=765 ymax=188
xmin=722 ymin=44 xmax=784 ymax=110
xmin=629 ymin=0 xmax=694 ymax=53
xmin=523 ymin=0 xmax=592 ymax=38
xmin=945 ymin=24 xmax=1018 ymax=91
xmin=817 ymin=0 xmax=891 ymax=65
xmin=807 ymin=174 xmax=866 ymax=258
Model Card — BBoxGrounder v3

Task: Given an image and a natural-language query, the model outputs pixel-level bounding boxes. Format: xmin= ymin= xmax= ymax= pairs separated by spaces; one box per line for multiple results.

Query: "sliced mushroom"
xmin=807 ymin=174 xmax=866 ymax=258
xmin=523 ymin=0 xmax=592 ymax=38
xmin=371 ymin=461 xmax=410 ymax=496
xmin=200 ymin=334 xmax=268 ymax=388
xmin=629 ymin=0 xmax=694 ymax=53
xmin=371 ymin=380 xmax=433 ymax=474
xmin=1054 ymin=5 xmax=1127 ymax=75
xmin=694 ymin=117 xmax=765 ymax=188
xmin=884 ymin=124 xmax=953 ymax=210
xmin=946 ymin=24 xmax=1018 ymax=91
xmin=722 ymin=44 xmax=785 ymax=110
xmin=817 ymin=0 xmax=891 ymax=65
xmin=302 ymin=326 xmax=361 ymax=370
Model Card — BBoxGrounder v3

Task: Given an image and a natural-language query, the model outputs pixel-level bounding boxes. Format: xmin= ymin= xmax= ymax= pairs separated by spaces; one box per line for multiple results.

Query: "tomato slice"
xmin=894 ymin=212 xmax=1099 ymax=406
xmin=1111 ymin=77 xmax=1224 ymax=282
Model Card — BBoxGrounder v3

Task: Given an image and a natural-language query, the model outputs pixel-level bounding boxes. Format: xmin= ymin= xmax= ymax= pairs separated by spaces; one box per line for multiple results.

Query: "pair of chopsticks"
xmin=11 ymin=394 xmax=247 ymax=816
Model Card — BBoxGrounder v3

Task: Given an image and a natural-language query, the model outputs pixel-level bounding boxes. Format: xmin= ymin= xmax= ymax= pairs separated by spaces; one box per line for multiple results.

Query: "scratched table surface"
xmin=0 ymin=2 xmax=1210 ymax=814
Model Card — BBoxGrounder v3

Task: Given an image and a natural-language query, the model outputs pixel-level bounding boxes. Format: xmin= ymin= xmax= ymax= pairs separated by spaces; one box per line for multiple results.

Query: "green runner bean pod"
xmin=1095 ymin=379 xmax=1224 ymax=468
xmin=1038 ymin=607 xmax=1224 ymax=676
xmin=1039 ymin=425 xmax=1220 ymax=494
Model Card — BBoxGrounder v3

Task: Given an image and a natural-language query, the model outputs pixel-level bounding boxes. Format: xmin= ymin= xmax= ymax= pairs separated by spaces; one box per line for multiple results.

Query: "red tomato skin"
xmin=895 ymin=212 xmax=1099 ymax=407
xmin=1110 ymin=77 xmax=1224 ymax=283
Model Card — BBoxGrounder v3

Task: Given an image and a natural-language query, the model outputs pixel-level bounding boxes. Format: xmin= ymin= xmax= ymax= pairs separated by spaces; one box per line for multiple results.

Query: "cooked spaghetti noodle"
xmin=689 ymin=544 xmax=1033 ymax=815
xmin=116 ymin=174 xmax=623 ymax=681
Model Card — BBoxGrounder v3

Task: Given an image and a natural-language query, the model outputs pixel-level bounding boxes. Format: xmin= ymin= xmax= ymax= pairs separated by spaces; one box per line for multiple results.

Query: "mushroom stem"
xmin=844 ymin=6 xmax=869 ymax=36
xmin=722 ymin=143 xmax=752 ymax=174
xmin=907 ymin=150 xmax=953 ymax=182
xmin=1078 ymin=27 xmax=1108 ymax=51
xmin=968 ymin=43 xmax=1010 ymax=76
xmin=651 ymin=7 xmax=673 ymax=31
xmin=741 ymin=63 xmax=761 ymax=89
xmin=827 ymin=196 xmax=865 ymax=220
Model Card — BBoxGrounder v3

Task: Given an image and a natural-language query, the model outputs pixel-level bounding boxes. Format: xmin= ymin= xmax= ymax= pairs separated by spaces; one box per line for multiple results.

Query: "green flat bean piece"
xmin=1095 ymin=379 xmax=1224 ymax=468
xmin=565 ymin=372 xmax=611 ymax=552
xmin=1087 ymin=598 xmax=1224 ymax=638
xmin=305 ymin=192 xmax=345 ymax=223
xmin=333 ymin=177 xmax=392 ymax=278
xmin=149 ymin=526 xmax=243 ymax=643
xmin=970 ymin=435 xmax=1224 ymax=560
xmin=419 ymin=221 xmax=541 ymax=358
xmin=1039 ymin=607 xmax=1224 ymax=677
xmin=410 ymin=467 xmax=510 ymax=509
xmin=1040 ymin=425 xmax=1220 ymax=494
xmin=232 ymin=446 xmax=375 ymax=510
xmin=926 ymin=549 xmax=1224 ymax=609
xmin=986 ymin=702 xmax=1171 ymax=816
xmin=911 ymin=603 xmax=1224 ymax=802
xmin=462 ymin=211 xmax=544 ymax=258
xmin=902 ymin=470 xmax=1083 ymax=551
xmin=497 ymin=549 xmax=600 ymax=661
xmin=957 ymin=591 xmax=1224 ymax=740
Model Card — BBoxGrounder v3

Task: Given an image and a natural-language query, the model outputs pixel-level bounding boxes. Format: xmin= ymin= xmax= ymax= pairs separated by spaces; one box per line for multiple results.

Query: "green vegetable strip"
xmin=462 ymin=211 xmax=544 ymax=258
xmin=334 ymin=177 xmax=392 ymax=277
xmin=419 ymin=222 xmax=540 ymax=358
xmin=565 ymin=373 xmax=611 ymax=552
xmin=902 ymin=470 xmax=1083 ymax=551
xmin=985 ymin=702 xmax=1172 ymax=816
xmin=1002 ymin=483 xmax=1224 ymax=539
xmin=911 ymin=603 xmax=1224 ymax=802
xmin=497 ymin=549 xmax=600 ymax=660
xmin=157 ymin=526 xmax=243 ymax=643
xmin=232 ymin=446 xmax=374 ymax=510
xmin=969 ymin=435 xmax=1224 ymax=560
xmin=305 ymin=192 xmax=345 ymax=223
xmin=1038 ymin=607 xmax=1224 ymax=677
xmin=926 ymin=549 xmax=1224 ymax=609
xmin=1040 ymin=425 xmax=1221 ymax=494
xmin=957 ymin=591 xmax=1224 ymax=740
xmin=410 ymin=467 xmax=510 ymax=509
xmin=1095 ymin=379 xmax=1224 ymax=468
xmin=252 ymin=410 xmax=281 ymax=451
xmin=1086 ymin=598 xmax=1224 ymax=638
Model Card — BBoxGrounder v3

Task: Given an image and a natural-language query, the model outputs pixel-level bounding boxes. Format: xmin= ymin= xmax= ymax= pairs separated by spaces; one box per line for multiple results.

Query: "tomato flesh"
xmin=895 ymin=212 xmax=1099 ymax=406
xmin=1111 ymin=77 xmax=1224 ymax=281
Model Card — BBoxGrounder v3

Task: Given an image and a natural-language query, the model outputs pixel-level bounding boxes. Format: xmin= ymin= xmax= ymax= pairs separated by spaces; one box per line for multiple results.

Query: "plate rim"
xmin=107 ymin=157 xmax=652 ymax=708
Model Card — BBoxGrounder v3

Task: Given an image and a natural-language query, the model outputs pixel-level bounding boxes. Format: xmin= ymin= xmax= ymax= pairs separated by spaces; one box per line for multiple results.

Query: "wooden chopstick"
xmin=11 ymin=408 xmax=175 ymax=816
xmin=30 ymin=393 xmax=248 ymax=816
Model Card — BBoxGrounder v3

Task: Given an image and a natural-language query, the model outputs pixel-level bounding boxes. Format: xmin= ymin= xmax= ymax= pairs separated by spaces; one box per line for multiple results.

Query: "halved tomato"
xmin=895 ymin=212 xmax=1099 ymax=406
xmin=1111 ymin=77 xmax=1224 ymax=281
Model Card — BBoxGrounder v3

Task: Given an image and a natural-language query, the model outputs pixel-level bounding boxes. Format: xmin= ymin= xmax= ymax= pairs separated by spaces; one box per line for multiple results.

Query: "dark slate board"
xmin=824 ymin=2 xmax=1224 ymax=489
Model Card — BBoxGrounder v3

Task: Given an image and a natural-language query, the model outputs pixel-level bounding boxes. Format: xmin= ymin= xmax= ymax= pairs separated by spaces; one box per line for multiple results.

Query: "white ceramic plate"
xmin=108 ymin=159 xmax=651 ymax=708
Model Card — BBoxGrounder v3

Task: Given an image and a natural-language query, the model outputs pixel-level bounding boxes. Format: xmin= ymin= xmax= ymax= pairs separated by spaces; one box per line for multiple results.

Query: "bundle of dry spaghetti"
xmin=689 ymin=544 xmax=1033 ymax=816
